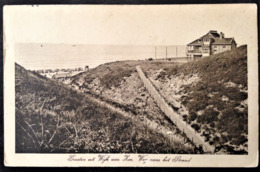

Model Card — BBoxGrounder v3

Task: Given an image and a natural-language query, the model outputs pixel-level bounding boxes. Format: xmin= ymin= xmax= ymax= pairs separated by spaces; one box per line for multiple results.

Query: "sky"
xmin=4 ymin=5 xmax=257 ymax=69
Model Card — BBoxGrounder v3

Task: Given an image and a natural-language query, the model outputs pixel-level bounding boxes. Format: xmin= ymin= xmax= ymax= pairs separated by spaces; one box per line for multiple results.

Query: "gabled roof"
xmin=212 ymin=38 xmax=235 ymax=45
xmin=208 ymin=30 xmax=218 ymax=33
xmin=187 ymin=30 xmax=236 ymax=46
xmin=187 ymin=39 xmax=204 ymax=46
xmin=210 ymin=32 xmax=220 ymax=38
xmin=187 ymin=31 xmax=220 ymax=45
xmin=202 ymin=31 xmax=220 ymax=39
xmin=201 ymin=34 xmax=214 ymax=39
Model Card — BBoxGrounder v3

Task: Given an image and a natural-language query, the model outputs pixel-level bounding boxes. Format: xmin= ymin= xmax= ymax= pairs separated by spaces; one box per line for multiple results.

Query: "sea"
xmin=15 ymin=43 xmax=186 ymax=70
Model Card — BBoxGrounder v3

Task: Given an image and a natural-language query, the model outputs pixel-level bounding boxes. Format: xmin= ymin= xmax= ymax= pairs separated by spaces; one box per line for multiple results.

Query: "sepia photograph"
xmin=4 ymin=4 xmax=258 ymax=167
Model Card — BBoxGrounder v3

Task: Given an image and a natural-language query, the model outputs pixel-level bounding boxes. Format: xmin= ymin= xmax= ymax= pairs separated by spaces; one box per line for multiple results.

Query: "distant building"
xmin=186 ymin=30 xmax=237 ymax=60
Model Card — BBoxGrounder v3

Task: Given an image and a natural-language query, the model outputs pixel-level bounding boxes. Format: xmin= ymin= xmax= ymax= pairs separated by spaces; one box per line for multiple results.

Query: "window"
xmin=214 ymin=46 xmax=217 ymax=48
xmin=223 ymin=46 xmax=226 ymax=48
xmin=203 ymin=49 xmax=209 ymax=53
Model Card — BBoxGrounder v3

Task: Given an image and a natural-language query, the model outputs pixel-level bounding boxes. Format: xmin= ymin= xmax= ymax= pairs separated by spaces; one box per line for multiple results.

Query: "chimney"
xmin=220 ymin=32 xmax=224 ymax=39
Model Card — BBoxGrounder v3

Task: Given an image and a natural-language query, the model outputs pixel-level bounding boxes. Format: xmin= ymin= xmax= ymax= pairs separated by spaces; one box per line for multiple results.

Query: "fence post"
xmin=136 ymin=65 xmax=214 ymax=154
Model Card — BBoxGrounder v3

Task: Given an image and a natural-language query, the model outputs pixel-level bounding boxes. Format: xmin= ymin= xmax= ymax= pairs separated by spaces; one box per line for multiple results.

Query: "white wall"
xmin=212 ymin=45 xmax=232 ymax=54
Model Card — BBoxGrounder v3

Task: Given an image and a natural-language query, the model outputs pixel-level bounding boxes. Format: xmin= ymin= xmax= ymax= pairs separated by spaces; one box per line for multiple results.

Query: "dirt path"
xmin=136 ymin=65 xmax=215 ymax=153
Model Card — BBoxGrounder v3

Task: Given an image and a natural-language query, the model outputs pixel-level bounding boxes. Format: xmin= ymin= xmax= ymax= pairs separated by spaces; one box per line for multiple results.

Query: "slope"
xmin=69 ymin=45 xmax=248 ymax=154
xmin=15 ymin=63 xmax=194 ymax=153
xmin=146 ymin=45 xmax=248 ymax=154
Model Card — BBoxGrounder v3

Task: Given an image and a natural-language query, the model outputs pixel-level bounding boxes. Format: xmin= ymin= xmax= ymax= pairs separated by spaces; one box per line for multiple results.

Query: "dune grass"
xmin=71 ymin=60 xmax=183 ymax=89
xmin=15 ymin=63 xmax=195 ymax=154
xmin=69 ymin=45 xmax=248 ymax=154
xmin=150 ymin=45 xmax=248 ymax=153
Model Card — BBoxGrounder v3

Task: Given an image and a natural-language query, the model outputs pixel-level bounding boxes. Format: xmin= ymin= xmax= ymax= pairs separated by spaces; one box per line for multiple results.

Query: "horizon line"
xmin=15 ymin=42 xmax=187 ymax=47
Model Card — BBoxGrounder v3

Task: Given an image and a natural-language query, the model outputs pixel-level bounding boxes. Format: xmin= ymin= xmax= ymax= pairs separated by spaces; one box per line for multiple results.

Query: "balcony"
xmin=187 ymin=50 xmax=202 ymax=54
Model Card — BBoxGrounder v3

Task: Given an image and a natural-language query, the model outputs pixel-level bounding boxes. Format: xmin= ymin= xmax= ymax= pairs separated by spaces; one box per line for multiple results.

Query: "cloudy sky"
xmin=4 ymin=5 xmax=257 ymax=69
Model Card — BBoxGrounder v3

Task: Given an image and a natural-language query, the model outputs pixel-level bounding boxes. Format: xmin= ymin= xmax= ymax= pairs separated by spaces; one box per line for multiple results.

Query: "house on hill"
xmin=186 ymin=30 xmax=237 ymax=60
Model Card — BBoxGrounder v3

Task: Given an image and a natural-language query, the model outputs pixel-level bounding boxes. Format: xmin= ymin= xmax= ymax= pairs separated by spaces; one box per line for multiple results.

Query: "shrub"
xmin=182 ymin=114 xmax=188 ymax=121
xmin=191 ymin=123 xmax=200 ymax=132
xmin=231 ymin=135 xmax=248 ymax=146
xmin=210 ymin=122 xmax=215 ymax=128
xmin=15 ymin=63 xmax=196 ymax=154
xmin=188 ymin=111 xmax=197 ymax=121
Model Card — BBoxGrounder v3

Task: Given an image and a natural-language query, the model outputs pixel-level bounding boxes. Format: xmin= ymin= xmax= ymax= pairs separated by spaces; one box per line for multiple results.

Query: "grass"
xmin=150 ymin=45 xmax=248 ymax=153
xmin=71 ymin=60 xmax=183 ymax=89
xmin=15 ymin=63 xmax=195 ymax=153
xmin=165 ymin=45 xmax=247 ymax=87
xmin=68 ymin=45 xmax=248 ymax=154
xmin=70 ymin=61 xmax=195 ymax=151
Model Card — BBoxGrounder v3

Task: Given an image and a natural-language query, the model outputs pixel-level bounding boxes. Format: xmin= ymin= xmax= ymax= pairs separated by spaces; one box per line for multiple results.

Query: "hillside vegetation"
xmin=147 ymin=45 xmax=248 ymax=154
xmin=15 ymin=63 xmax=194 ymax=153
xmin=69 ymin=45 xmax=248 ymax=154
xmin=69 ymin=61 xmax=195 ymax=152
xmin=71 ymin=60 xmax=184 ymax=90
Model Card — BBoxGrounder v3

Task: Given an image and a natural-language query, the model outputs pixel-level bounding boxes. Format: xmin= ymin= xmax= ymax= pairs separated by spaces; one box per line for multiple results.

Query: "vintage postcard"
xmin=4 ymin=4 xmax=258 ymax=167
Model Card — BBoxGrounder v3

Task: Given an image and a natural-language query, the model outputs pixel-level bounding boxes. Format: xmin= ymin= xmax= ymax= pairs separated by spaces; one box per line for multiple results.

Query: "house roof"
xmin=187 ymin=30 xmax=235 ymax=46
xmin=188 ymin=31 xmax=220 ymax=45
xmin=201 ymin=34 xmax=214 ymax=39
xmin=208 ymin=30 xmax=218 ymax=33
xmin=210 ymin=32 xmax=220 ymax=38
xmin=202 ymin=31 xmax=220 ymax=39
xmin=188 ymin=36 xmax=203 ymax=45
xmin=187 ymin=39 xmax=204 ymax=46
xmin=212 ymin=38 xmax=234 ymax=45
